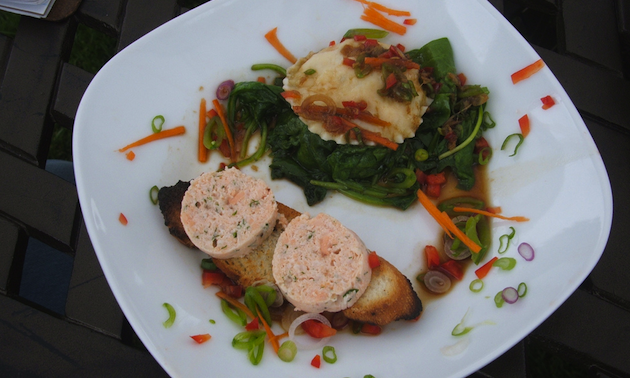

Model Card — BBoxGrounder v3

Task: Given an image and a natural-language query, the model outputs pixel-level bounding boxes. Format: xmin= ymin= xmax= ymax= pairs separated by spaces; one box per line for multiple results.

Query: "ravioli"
xmin=283 ymin=39 xmax=431 ymax=144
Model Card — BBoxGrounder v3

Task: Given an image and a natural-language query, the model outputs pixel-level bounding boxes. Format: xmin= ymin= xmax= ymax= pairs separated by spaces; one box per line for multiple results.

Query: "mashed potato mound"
xmin=283 ymin=39 xmax=431 ymax=144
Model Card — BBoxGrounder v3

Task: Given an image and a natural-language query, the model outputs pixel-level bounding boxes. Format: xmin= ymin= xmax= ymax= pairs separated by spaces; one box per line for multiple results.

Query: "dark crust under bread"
xmin=157 ymin=181 xmax=195 ymax=248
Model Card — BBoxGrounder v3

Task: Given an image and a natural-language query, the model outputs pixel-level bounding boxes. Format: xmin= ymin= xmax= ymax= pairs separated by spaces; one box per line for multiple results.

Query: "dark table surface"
xmin=1 ymin=0 xmax=629 ymax=377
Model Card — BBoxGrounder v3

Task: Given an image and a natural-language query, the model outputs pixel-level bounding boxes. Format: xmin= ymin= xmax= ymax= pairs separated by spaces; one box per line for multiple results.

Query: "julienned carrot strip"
xmin=264 ymin=27 xmax=297 ymax=64
xmin=257 ymin=308 xmax=280 ymax=354
xmin=337 ymin=117 xmax=398 ymax=150
xmin=353 ymin=0 xmax=411 ymax=16
xmin=518 ymin=114 xmax=530 ymax=138
xmin=417 ymin=190 xmax=482 ymax=253
xmin=360 ymin=6 xmax=407 ymax=35
xmin=475 ymin=256 xmax=498 ymax=279
xmin=118 ymin=126 xmax=186 ymax=152
xmin=511 ymin=59 xmax=545 ymax=84
xmin=198 ymin=98 xmax=208 ymax=162
xmin=452 ymin=206 xmax=530 ymax=222
xmin=215 ymin=291 xmax=255 ymax=319
xmin=212 ymin=99 xmax=235 ymax=160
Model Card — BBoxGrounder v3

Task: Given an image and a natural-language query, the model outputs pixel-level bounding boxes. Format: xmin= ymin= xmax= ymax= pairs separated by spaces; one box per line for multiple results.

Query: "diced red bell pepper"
xmin=311 ymin=354 xmax=321 ymax=368
xmin=202 ymin=271 xmax=228 ymax=288
xmin=245 ymin=318 xmax=259 ymax=331
xmin=364 ymin=38 xmax=379 ymax=48
xmin=425 ymin=184 xmax=441 ymax=198
xmin=403 ymin=18 xmax=417 ymax=25
xmin=360 ymin=323 xmax=382 ymax=335
xmin=385 ymin=73 xmax=397 ymax=89
xmin=190 ymin=334 xmax=211 ymax=344
xmin=329 ymin=40 xmax=336 ymax=46
xmin=353 ymin=34 xmax=367 ymax=41
xmin=343 ymin=57 xmax=356 ymax=67
xmin=424 ymin=245 xmax=441 ymax=269
xmin=457 ymin=73 xmax=467 ymax=86
xmin=541 ymin=95 xmax=555 ymax=110
xmin=426 ymin=172 xmax=446 ymax=185
xmin=368 ymin=251 xmax=381 ymax=269
xmin=475 ymin=256 xmax=498 ymax=279
xmin=415 ymin=169 xmax=427 ymax=185
xmin=439 ymin=260 xmax=464 ymax=281
xmin=302 ymin=319 xmax=338 ymax=338
xmin=396 ymin=43 xmax=406 ymax=52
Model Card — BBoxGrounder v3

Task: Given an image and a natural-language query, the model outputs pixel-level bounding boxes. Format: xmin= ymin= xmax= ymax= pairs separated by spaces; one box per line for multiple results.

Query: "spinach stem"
xmin=438 ymin=106 xmax=484 ymax=160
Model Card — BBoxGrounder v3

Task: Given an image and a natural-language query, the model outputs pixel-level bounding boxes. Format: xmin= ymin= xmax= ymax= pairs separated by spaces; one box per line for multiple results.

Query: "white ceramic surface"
xmin=73 ymin=0 xmax=613 ymax=377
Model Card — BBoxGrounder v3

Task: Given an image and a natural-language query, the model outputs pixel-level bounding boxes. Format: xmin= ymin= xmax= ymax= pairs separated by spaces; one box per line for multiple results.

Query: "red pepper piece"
xmin=368 ymin=251 xmax=381 ymax=269
xmin=385 ymin=73 xmax=397 ymax=89
xmin=190 ymin=334 xmax=211 ymax=344
xmin=343 ymin=57 xmax=356 ymax=67
xmin=360 ymin=323 xmax=382 ymax=335
xmin=311 ymin=354 xmax=321 ymax=368
xmin=518 ymin=114 xmax=530 ymax=138
xmin=424 ymin=245 xmax=441 ymax=269
xmin=302 ymin=319 xmax=337 ymax=338
xmin=439 ymin=260 xmax=464 ymax=281
xmin=541 ymin=95 xmax=555 ymax=110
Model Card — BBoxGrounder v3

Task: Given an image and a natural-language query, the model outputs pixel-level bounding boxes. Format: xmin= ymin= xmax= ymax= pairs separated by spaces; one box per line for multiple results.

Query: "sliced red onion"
xmin=424 ymin=270 xmax=452 ymax=294
xmin=502 ymin=287 xmax=519 ymax=304
xmin=288 ymin=313 xmax=332 ymax=350
xmin=216 ymin=80 xmax=235 ymax=100
xmin=517 ymin=242 xmax=535 ymax=261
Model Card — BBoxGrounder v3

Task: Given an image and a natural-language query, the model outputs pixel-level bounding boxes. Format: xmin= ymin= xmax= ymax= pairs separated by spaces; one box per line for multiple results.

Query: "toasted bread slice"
xmin=342 ymin=256 xmax=423 ymax=325
xmin=213 ymin=202 xmax=300 ymax=287
xmin=158 ymin=181 xmax=422 ymax=325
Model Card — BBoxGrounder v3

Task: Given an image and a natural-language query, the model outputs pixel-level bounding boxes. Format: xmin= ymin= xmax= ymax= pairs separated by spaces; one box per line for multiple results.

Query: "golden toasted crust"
xmin=342 ymin=257 xmax=423 ymax=326
xmin=158 ymin=181 xmax=422 ymax=325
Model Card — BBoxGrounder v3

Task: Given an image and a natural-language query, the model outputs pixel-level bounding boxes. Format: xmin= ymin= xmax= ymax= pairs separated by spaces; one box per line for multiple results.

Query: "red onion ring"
xmin=517 ymin=242 xmax=535 ymax=261
xmin=424 ymin=270 xmax=452 ymax=294
xmin=288 ymin=313 xmax=332 ymax=350
xmin=502 ymin=287 xmax=519 ymax=304
xmin=216 ymin=80 xmax=235 ymax=100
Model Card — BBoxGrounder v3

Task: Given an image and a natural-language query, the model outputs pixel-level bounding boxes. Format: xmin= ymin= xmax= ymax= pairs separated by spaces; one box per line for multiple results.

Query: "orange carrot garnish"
xmin=125 ymin=151 xmax=135 ymax=161
xmin=511 ymin=59 xmax=545 ymax=84
xmin=256 ymin=76 xmax=266 ymax=83
xmin=118 ymin=213 xmax=128 ymax=225
xmin=264 ymin=27 xmax=297 ymax=64
xmin=518 ymin=114 xmax=530 ymax=138
xmin=360 ymin=5 xmax=407 ymax=35
xmin=336 ymin=117 xmax=399 ymax=150
xmin=212 ymin=99 xmax=235 ymax=161
xmin=257 ymin=308 xmax=280 ymax=354
xmin=475 ymin=256 xmax=498 ymax=279
xmin=198 ymin=98 xmax=208 ymax=162
xmin=452 ymin=206 xmax=529 ymax=222
xmin=118 ymin=126 xmax=186 ymax=153
xmin=353 ymin=0 xmax=411 ymax=16
xmin=417 ymin=190 xmax=482 ymax=253
xmin=215 ymin=291 xmax=255 ymax=319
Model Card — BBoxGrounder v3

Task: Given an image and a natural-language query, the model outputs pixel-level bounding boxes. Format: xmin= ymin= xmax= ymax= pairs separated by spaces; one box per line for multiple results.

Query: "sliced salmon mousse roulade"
xmin=272 ymin=212 xmax=372 ymax=313
xmin=180 ymin=168 xmax=278 ymax=259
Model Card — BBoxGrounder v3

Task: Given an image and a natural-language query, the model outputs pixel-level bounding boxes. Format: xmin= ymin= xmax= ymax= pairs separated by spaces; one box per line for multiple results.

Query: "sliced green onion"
xmin=209 ymin=319 xmax=216 ymax=324
xmin=152 ymin=115 xmax=165 ymax=133
xmin=383 ymin=167 xmax=417 ymax=189
xmin=482 ymin=111 xmax=496 ymax=130
xmin=251 ymin=63 xmax=287 ymax=76
xmin=221 ymin=299 xmax=247 ymax=327
xmin=451 ymin=308 xmax=472 ymax=336
xmin=200 ymin=258 xmax=217 ymax=271
xmin=343 ymin=28 xmax=389 ymax=39
xmin=304 ymin=68 xmax=316 ymax=75
xmin=439 ymin=106 xmax=483 ymax=160
xmin=162 ymin=302 xmax=176 ymax=328
xmin=518 ymin=282 xmax=528 ymax=297
xmin=415 ymin=148 xmax=429 ymax=161
xmin=322 ymin=346 xmax=338 ymax=364
xmin=501 ymin=133 xmax=524 ymax=157
xmin=494 ymin=291 xmax=505 ymax=308
xmin=498 ymin=227 xmax=516 ymax=254
xmin=244 ymin=286 xmax=272 ymax=326
xmin=278 ymin=340 xmax=297 ymax=362
xmin=469 ymin=278 xmax=484 ymax=293
xmin=493 ymin=257 xmax=517 ymax=271
xmin=232 ymin=330 xmax=266 ymax=350
xmin=149 ymin=185 xmax=159 ymax=205
xmin=478 ymin=147 xmax=492 ymax=165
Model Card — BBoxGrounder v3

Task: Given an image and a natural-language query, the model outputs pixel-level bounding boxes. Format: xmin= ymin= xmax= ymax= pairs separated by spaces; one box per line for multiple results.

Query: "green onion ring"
xmin=469 ymin=279 xmax=484 ymax=293
xmin=322 ymin=346 xmax=338 ymax=364
xmin=501 ymin=133 xmax=524 ymax=157
xmin=278 ymin=340 xmax=297 ymax=362
xmin=149 ymin=185 xmax=159 ymax=205
xmin=493 ymin=257 xmax=517 ymax=271
xmin=478 ymin=147 xmax=492 ymax=165
xmin=162 ymin=302 xmax=176 ymax=328
xmin=518 ymin=282 xmax=528 ymax=297
xmin=152 ymin=115 xmax=165 ymax=133
xmin=494 ymin=291 xmax=505 ymax=308
xmin=498 ymin=227 xmax=516 ymax=254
